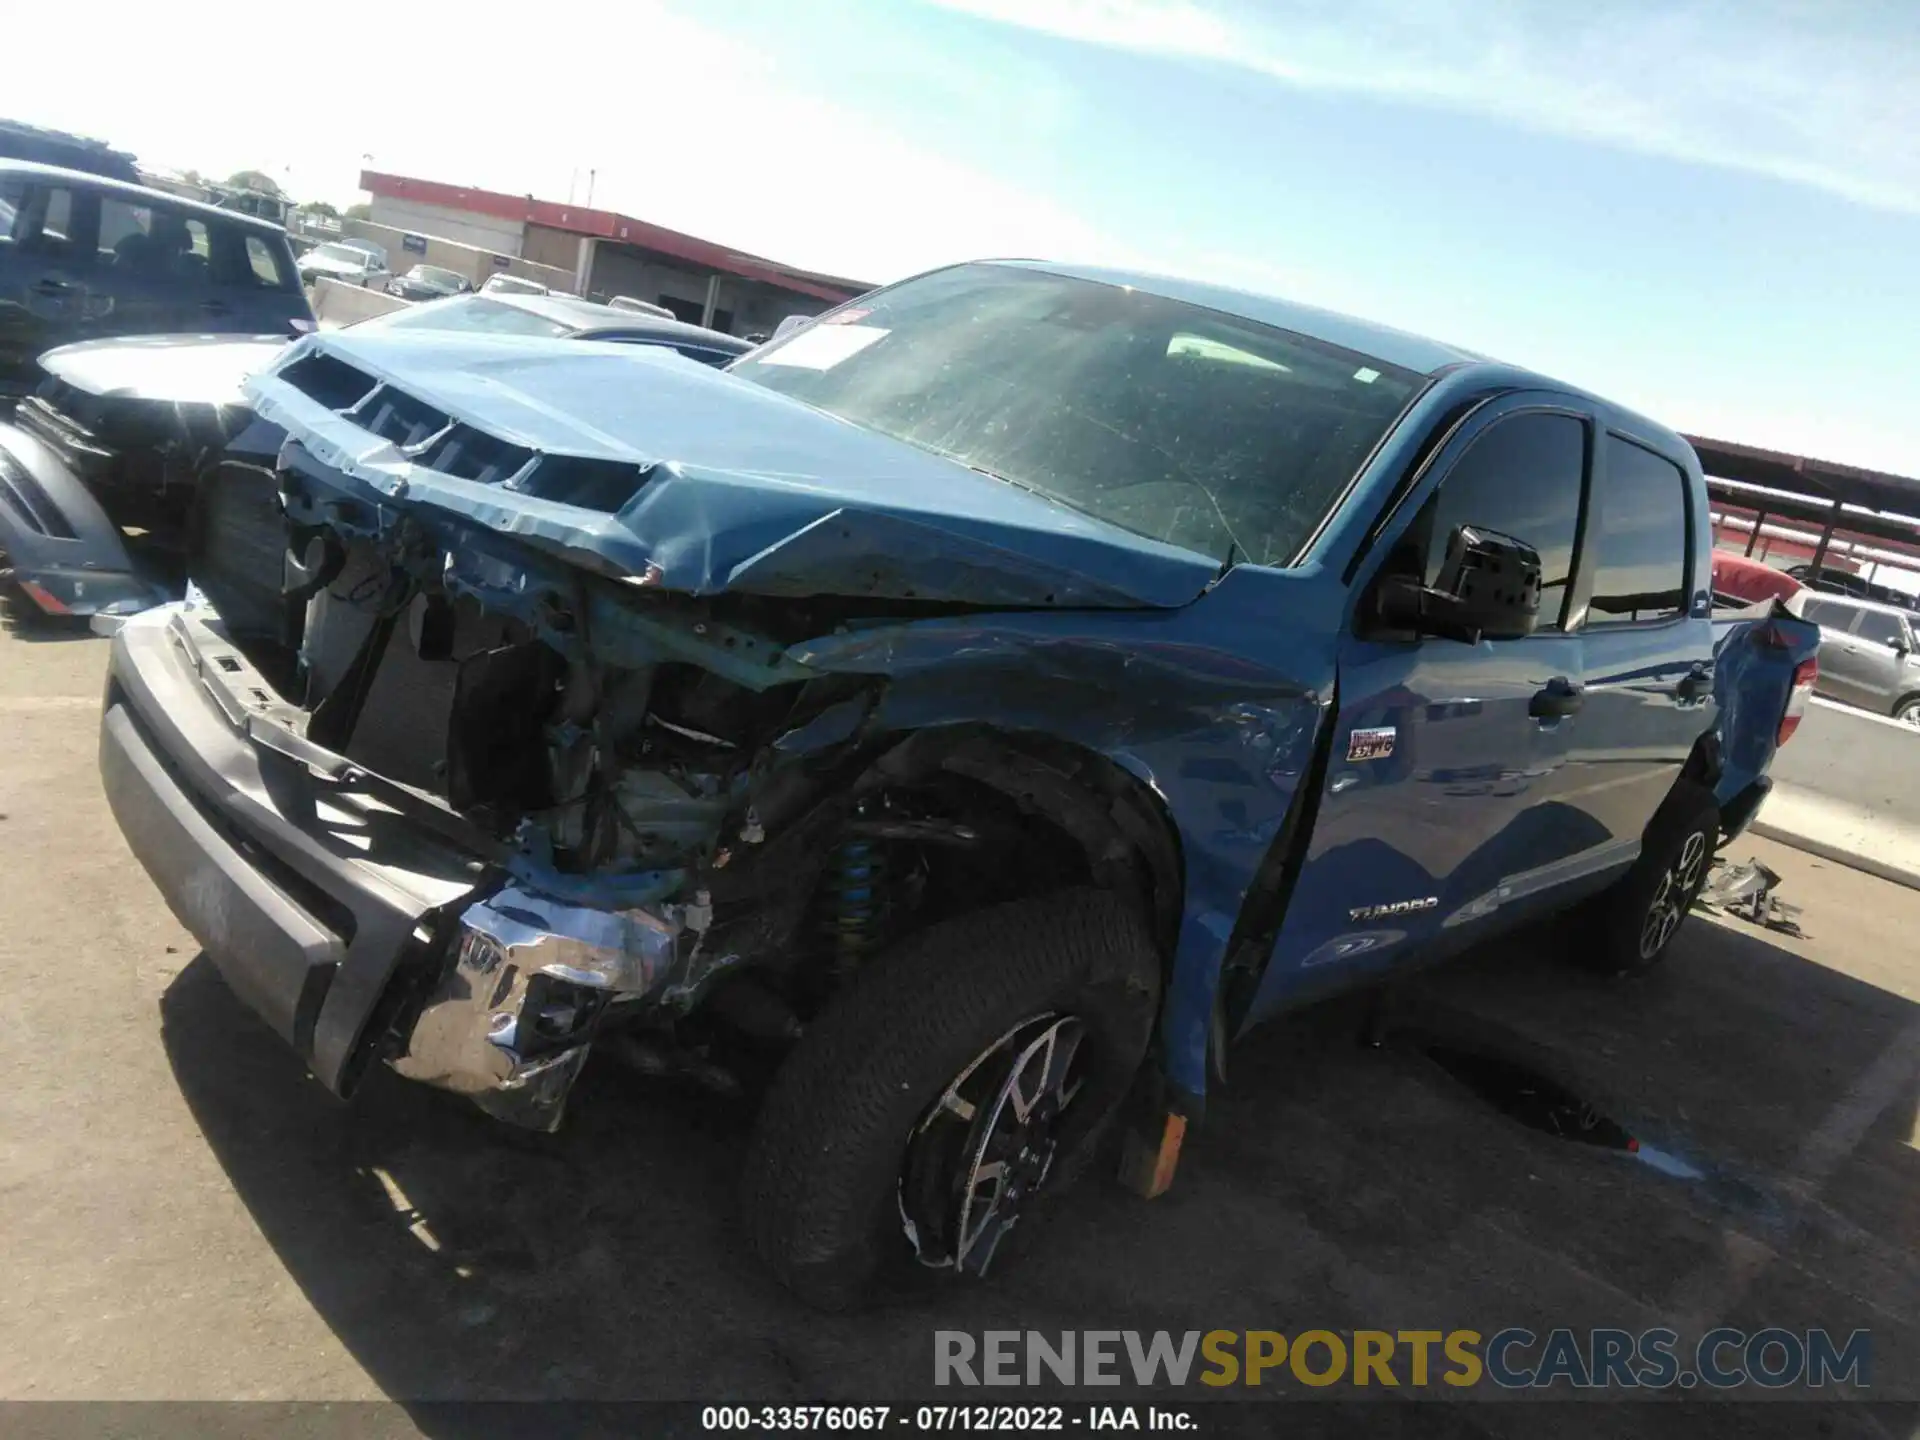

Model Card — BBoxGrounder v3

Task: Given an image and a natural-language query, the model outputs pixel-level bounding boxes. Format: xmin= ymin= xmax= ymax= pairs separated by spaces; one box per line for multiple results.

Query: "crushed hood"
xmin=245 ymin=330 xmax=1222 ymax=609
xmin=42 ymin=334 xmax=292 ymax=406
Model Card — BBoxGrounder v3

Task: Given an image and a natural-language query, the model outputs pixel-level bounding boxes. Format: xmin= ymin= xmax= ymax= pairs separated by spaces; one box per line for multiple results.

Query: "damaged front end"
xmin=128 ymin=327 xmax=1207 ymax=1132
xmin=392 ymin=884 xmax=697 ymax=1128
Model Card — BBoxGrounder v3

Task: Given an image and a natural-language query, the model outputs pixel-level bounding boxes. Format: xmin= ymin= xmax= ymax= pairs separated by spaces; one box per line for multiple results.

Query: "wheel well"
xmin=856 ymin=726 xmax=1185 ymax=960
xmin=1891 ymin=692 xmax=1920 ymax=719
xmin=1679 ymin=729 xmax=1723 ymax=790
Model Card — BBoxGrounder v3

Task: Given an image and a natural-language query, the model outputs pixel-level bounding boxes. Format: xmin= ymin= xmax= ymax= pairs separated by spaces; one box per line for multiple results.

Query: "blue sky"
xmin=9 ymin=0 xmax=1918 ymax=473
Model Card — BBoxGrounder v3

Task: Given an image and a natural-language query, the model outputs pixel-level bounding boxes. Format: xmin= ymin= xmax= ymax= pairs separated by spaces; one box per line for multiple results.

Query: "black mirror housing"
xmin=1374 ymin=524 xmax=1543 ymax=643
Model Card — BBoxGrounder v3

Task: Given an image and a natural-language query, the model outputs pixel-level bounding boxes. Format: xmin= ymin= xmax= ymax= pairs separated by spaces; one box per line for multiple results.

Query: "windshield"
xmin=411 ymin=266 xmax=463 ymax=287
xmin=360 ymin=295 xmax=572 ymax=338
xmin=312 ymin=243 xmax=370 ymax=265
xmin=731 ymin=263 xmax=1423 ymax=566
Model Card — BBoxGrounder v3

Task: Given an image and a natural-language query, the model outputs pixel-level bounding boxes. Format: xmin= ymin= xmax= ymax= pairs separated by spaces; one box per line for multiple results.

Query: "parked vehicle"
xmin=96 ymin=260 xmax=1819 ymax=1309
xmin=481 ymin=272 xmax=554 ymax=297
xmin=1786 ymin=561 xmax=1920 ymax=612
xmin=606 ymin=295 xmax=677 ymax=319
xmin=0 ymin=118 xmax=139 ymax=182
xmin=387 ymin=264 xmax=471 ymax=301
xmin=0 ymin=159 xmax=311 ymax=400
xmin=1788 ymin=591 xmax=1920 ymax=724
xmin=296 ymin=240 xmax=390 ymax=290
xmin=0 ymin=292 xmax=750 ymax=623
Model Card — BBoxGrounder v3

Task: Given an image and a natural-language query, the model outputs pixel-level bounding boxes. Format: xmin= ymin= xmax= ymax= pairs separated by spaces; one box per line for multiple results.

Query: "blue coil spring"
xmin=822 ymin=837 xmax=885 ymax=972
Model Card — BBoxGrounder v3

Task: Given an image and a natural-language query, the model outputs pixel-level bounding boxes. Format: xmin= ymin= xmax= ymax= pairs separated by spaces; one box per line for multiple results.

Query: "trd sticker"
xmin=1346 ymin=726 xmax=1396 ymax=762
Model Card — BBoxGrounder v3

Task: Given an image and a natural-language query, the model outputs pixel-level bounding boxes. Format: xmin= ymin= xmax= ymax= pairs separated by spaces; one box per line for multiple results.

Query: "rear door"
xmin=1245 ymin=394 xmax=1600 ymax=1019
xmin=1566 ymin=434 xmax=1713 ymax=862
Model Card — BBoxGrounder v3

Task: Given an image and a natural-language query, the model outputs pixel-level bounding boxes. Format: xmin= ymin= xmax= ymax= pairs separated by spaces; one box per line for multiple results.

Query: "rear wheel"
xmin=1576 ymin=782 xmax=1719 ymax=977
xmin=740 ymin=888 xmax=1160 ymax=1310
xmin=1893 ymin=695 xmax=1920 ymax=729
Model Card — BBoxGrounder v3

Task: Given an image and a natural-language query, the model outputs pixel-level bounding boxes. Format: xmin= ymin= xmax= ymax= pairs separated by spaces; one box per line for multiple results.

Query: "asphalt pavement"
xmin=2 ymin=622 xmax=1917 ymax=1437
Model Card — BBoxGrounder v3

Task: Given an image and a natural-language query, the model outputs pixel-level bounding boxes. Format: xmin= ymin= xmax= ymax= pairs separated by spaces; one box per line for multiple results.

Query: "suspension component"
xmin=821 ymin=835 xmax=887 ymax=978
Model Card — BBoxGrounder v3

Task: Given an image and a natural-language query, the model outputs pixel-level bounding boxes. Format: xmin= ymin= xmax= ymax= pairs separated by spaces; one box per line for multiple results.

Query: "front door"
xmin=1243 ymin=395 xmax=1603 ymax=1024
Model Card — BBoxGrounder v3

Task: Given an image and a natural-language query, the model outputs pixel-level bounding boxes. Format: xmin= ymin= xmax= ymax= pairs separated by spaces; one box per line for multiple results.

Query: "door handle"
xmin=200 ymin=299 xmax=231 ymax=314
xmin=1675 ymin=668 xmax=1712 ymax=703
xmin=1529 ymin=677 xmax=1584 ymax=719
xmin=31 ymin=278 xmax=74 ymax=295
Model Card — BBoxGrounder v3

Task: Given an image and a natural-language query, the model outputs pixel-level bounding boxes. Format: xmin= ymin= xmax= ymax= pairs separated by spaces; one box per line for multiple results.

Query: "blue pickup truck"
xmin=97 ymin=260 xmax=1818 ymax=1307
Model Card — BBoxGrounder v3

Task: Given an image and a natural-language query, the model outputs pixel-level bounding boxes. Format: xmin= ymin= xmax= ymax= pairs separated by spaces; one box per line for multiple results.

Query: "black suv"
xmin=0 ymin=159 xmax=313 ymax=399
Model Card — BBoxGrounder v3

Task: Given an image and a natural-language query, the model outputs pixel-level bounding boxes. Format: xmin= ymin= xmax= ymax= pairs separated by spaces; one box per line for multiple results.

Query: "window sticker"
xmin=759 ymin=323 xmax=891 ymax=369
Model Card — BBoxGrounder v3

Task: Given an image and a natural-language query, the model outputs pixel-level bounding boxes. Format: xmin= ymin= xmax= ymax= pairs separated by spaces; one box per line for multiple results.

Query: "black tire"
xmin=741 ymin=888 xmax=1161 ymax=1310
xmin=1576 ymin=781 xmax=1719 ymax=977
xmin=1891 ymin=694 xmax=1920 ymax=729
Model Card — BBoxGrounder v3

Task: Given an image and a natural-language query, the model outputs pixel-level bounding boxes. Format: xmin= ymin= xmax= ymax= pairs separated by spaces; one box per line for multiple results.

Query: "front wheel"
xmin=1575 ymin=782 xmax=1719 ymax=977
xmin=740 ymin=889 xmax=1161 ymax=1310
xmin=1893 ymin=696 xmax=1920 ymax=729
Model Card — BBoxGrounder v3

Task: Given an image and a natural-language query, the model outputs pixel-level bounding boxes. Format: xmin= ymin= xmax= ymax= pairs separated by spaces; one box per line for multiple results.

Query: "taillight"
xmin=16 ymin=578 xmax=71 ymax=616
xmin=1778 ymin=656 xmax=1817 ymax=745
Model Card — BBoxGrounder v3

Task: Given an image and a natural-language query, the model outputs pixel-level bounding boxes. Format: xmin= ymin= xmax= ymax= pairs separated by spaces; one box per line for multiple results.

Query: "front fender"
xmin=790 ymin=566 xmax=1340 ymax=1106
xmin=0 ymin=422 xmax=166 ymax=617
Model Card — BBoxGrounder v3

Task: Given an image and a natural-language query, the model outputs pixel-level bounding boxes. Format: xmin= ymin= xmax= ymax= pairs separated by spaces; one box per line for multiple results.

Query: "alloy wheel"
xmin=1639 ymin=830 xmax=1707 ymax=960
xmin=899 ymin=1013 xmax=1087 ymax=1277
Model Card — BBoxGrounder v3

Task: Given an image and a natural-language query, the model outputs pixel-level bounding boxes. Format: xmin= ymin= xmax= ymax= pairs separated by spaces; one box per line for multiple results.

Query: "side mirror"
xmin=1374 ymin=524 xmax=1543 ymax=643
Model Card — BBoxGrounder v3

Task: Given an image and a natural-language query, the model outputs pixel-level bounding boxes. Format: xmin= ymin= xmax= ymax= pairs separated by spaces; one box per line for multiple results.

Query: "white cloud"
xmin=925 ymin=0 xmax=1920 ymax=214
xmin=4 ymin=1 xmax=1134 ymax=287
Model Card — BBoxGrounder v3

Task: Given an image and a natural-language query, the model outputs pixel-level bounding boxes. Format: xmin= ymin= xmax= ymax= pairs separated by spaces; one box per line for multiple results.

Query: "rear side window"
xmin=202 ymin=222 xmax=296 ymax=291
xmin=1853 ymin=610 xmax=1908 ymax=649
xmin=244 ymin=235 xmax=289 ymax=288
xmin=1400 ymin=412 xmax=1587 ymax=631
xmin=1587 ymin=438 xmax=1689 ymax=624
xmin=1801 ymin=597 xmax=1855 ymax=630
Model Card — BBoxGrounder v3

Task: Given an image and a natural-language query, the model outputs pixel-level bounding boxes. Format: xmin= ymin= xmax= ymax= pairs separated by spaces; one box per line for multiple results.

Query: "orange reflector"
xmin=1118 ymin=1112 xmax=1188 ymax=1199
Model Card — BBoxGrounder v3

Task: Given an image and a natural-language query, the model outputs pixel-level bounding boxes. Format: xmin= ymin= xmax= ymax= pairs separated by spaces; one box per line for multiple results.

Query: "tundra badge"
xmin=1346 ymin=726 xmax=1396 ymax=762
xmin=1349 ymin=896 xmax=1438 ymax=922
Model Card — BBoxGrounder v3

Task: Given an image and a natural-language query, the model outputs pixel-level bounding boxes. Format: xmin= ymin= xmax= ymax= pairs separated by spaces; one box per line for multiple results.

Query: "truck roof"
xmin=1005 ymin=259 xmax=1692 ymax=462
xmin=0 ymin=158 xmax=291 ymax=236
xmin=1007 ymin=260 xmax=1487 ymax=376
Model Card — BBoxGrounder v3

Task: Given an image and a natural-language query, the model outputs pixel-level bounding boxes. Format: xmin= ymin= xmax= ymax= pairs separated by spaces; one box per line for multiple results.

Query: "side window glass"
xmin=99 ymin=197 xmax=152 ymax=255
xmin=245 ymin=236 xmax=287 ymax=288
xmin=1801 ymin=599 xmax=1851 ymax=630
xmin=101 ymin=200 xmax=207 ymax=280
xmin=1853 ymin=611 xmax=1905 ymax=649
xmin=207 ymin=225 xmax=290 ymax=290
xmin=1588 ymin=439 xmax=1689 ymax=624
xmin=1390 ymin=412 xmax=1586 ymax=633
xmin=42 ymin=188 xmax=74 ymax=248
xmin=0 ymin=179 xmax=26 ymax=243
xmin=11 ymin=185 xmax=91 ymax=260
